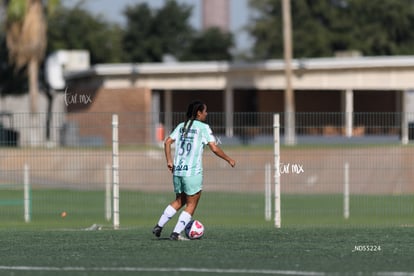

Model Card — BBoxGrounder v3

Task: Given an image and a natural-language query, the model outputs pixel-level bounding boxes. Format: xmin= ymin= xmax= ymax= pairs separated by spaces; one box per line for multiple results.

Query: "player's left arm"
xmin=208 ymin=142 xmax=236 ymax=168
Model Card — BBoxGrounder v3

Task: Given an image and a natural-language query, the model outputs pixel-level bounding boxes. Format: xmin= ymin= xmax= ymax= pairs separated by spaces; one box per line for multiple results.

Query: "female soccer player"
xmin=152 ymin=100 xmax=236 ymax=240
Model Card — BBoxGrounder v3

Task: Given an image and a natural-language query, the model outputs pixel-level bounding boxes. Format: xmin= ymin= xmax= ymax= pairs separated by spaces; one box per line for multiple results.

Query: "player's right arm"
xmin=164 ymin=137 xmax=175 ymax=173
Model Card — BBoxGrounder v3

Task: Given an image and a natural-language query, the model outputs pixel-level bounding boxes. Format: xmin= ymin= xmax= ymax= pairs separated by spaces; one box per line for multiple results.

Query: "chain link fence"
xmin=0 ymin=112 xmax=413 ymax=228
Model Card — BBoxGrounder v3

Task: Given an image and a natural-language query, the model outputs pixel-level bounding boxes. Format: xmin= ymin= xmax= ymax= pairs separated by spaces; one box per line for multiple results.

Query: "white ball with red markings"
xmin=185 ymin=220 xmax=204 ymax=239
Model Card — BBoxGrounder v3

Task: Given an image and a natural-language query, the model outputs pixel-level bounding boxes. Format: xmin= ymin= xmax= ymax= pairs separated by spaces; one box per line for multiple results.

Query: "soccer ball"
xmin=185 ymin=220 xmax=204 ymax=240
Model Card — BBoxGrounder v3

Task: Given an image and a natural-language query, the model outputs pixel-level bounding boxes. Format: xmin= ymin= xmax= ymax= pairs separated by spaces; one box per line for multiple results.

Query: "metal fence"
xmin=0 ymin=112 xmax=413 ymax=228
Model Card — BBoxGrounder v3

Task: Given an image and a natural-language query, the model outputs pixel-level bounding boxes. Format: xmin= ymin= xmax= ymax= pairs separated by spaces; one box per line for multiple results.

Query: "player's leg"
xmin=182 ymin=174 xmax=203 ymax=216
xmin=170 ymin=192 xmax=187 ymax=210
xmin=169 ymin=192 xmax=201 ymax=240
xmin=153 ymin=177 xmax=185 ymax=237
xmin=183 ymin=191 xmax=202 ymax=215
xmin=170 ymin=175 xmax=203 ymax=240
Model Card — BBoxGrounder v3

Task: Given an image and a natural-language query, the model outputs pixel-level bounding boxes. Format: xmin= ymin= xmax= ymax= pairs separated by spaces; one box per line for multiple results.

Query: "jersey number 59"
xmin=178 ymin=141 xmax=192 ymax=156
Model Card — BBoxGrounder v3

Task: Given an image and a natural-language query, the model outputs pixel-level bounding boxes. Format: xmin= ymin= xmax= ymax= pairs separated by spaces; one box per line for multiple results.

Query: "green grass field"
xmin=1 ymin=190 xmax=413 ymax=228
xmin=0 ymin=227 xmax=413 ymax=275
xmin=1 ymin=190 xmax=414 ymax=275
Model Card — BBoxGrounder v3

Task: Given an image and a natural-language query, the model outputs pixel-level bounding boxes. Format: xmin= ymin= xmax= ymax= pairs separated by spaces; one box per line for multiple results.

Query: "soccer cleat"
xmin=169 ymin=232 xmax=179 ymax=240
xmin=152 ymin=225 xmax=163 ymax=238
xmin=169 ymin=232 xmax=189 ymax=241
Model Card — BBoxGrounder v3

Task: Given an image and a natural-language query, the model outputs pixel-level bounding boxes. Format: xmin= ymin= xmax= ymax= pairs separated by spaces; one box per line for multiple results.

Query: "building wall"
xmin=168 ymin=90 xmax=224 ymax=114
xmin=257 ymin=90 xmax=284 ymax=113
xmin=65 ymin=86 xmax=152 ymax=145
xmin=354 ymin=90 xmax=397 ymax=112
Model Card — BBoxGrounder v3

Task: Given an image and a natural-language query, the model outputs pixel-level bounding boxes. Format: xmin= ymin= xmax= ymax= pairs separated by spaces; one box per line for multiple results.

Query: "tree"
xmin=181 ymin=27 xmax=234 ymax=61
xmin=47 ymin=3 xmax=123 ymax=64
xmin=345 ymin=0 xmax=414 ymax=55
xmin=122 ymin=0 xmax=234 ymax=62
xmin=122 ymin=3 xmax=158 ymax=62
xmin=5 ymin=0 xmax=47 ymax=113
xmin=0 ymin=33 xmax=27 ymax=96
xmin=0 ymin=8 xmax=28 ymax=96
xmin=247 ymin=0 xmax=283 ymax=60
xmin=247 ymin=0 xmax=414 ymax=59
xmin=122 ymin=0 xmax=194 ymax=62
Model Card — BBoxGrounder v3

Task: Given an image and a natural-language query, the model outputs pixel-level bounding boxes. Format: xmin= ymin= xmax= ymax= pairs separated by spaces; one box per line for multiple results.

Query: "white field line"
xmin=376 ymin=273 xmax=414 ymax=276
xmin=0 ymin=266 xmax=324 ymax=275
xmin=1 ymin=266 xmax=413 ymax=275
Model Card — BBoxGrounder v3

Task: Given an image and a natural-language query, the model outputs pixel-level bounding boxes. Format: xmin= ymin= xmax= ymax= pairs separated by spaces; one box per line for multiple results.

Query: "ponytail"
xmin=182 ymin=100 xmax=205 ymax=139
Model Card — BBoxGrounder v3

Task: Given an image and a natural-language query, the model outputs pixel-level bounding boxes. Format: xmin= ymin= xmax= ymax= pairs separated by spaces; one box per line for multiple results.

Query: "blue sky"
xmin=62 ymin=0 xmax=253 ymax=51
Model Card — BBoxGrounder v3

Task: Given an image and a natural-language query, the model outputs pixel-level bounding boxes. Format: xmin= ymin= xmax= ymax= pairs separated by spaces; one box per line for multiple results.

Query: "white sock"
xmin=157 ymin=205 xmax=177 ymax=228
xmin=173 ymin=211 xmax=192 ymax=234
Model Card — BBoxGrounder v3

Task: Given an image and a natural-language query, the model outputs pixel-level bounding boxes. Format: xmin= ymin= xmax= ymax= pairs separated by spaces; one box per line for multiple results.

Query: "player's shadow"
xmin=153 ymin=237 xmax=171 ymax=241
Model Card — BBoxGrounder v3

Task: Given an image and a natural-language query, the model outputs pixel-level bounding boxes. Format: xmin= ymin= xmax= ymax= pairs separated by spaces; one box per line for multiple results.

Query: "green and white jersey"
xmin=169 ymin=120 xmax=216 ymax=177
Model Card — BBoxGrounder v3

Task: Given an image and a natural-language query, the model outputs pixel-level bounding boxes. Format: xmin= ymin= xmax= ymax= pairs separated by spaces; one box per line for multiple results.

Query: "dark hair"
xmin=182 ymin=100 xmax=205 ymax=138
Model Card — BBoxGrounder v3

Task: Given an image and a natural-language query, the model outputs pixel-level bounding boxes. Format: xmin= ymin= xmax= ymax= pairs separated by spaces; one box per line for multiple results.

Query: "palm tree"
xmin=6 ymin=0 xmax=47 ymax=114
